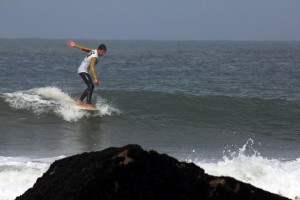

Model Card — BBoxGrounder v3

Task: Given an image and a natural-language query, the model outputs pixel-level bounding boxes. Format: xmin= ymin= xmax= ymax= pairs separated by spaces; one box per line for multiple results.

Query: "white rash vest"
xmin=78 ymin=49 xmax=99 ymax=73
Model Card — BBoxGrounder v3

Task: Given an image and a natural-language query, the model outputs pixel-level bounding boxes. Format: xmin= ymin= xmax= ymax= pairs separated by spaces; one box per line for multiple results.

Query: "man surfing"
xmin=68 ymin=40 xmax=107 ymax=110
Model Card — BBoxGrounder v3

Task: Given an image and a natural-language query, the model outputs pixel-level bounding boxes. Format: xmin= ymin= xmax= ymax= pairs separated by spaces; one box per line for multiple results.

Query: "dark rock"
xmin=16 ymin=144 xmax=290 ymax=200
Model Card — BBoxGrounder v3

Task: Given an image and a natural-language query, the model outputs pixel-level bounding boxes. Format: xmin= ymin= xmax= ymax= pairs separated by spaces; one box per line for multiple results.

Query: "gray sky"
xmin=1 ymin=0 xmax=300 ymax=40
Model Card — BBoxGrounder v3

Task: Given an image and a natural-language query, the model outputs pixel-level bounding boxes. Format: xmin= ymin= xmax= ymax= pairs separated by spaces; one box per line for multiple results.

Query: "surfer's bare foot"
xmin=85 ymin=104 xmax=96 ymax=110
xmin=76 ymin=100 xmax=85 ymax=106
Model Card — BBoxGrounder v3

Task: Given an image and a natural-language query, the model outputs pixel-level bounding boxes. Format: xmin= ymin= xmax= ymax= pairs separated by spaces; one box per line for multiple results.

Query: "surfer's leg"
xmin=79 ymin=73 xmax=94 ymax=104
xmin=79 ymin=73 xmax=88 ymax=101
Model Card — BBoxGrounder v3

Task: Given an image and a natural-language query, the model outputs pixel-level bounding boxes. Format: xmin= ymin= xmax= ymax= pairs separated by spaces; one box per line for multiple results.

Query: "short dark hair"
xmin=98 ymin=44 xmax=107 ymax=52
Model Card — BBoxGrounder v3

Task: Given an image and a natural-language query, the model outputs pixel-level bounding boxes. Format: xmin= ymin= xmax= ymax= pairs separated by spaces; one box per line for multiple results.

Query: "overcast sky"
xmin=1 ymin=0 xmax=300 ymax=40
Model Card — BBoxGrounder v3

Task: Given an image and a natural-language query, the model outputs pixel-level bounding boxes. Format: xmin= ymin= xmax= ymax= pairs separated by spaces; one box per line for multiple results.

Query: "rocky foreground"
xmin=16 ymin=144 xmax=289 ymax=200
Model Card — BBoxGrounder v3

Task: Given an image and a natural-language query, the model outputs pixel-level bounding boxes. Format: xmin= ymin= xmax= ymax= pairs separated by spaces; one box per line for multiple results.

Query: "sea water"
xmin=0 ymin=39 xmax=300 ymax=199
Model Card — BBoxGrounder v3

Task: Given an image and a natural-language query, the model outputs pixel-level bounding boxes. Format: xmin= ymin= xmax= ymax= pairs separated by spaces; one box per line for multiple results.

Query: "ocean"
xmin=0 ymin=39 xmax=300 ymax=199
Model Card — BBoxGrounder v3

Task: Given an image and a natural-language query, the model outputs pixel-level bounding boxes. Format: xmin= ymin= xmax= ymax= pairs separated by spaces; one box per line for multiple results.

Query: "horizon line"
xmin=1 ymin=37 xmax=300 ymax=42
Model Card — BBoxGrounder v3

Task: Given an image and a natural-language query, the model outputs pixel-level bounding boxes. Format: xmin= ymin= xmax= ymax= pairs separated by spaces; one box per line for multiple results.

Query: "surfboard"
xmin=73 ymin=104 xmax=99 ymax=111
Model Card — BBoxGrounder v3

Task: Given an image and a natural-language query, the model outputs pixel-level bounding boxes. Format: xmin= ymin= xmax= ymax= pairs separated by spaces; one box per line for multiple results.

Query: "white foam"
xmin=35 ymin=87 xmax=74 ymax=102
xmin=0 ymin=156 xmax=62 ymax=200
xmin=3 ymin=87 xmax=120 ymax=122
xmin=193 ymin=139 xmax=300 ymax=200
xmin=3 ymin=91 xmax=53 ymax=115
xmin=2 ymin=141 xmax=299 ymax=200
xmin=95 ymin=97 xmax=121 ymax=116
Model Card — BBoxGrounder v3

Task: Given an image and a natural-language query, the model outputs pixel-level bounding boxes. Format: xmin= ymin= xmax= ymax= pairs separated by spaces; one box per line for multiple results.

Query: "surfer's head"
xmin=97 ymin=44 xmax=107 ymax=56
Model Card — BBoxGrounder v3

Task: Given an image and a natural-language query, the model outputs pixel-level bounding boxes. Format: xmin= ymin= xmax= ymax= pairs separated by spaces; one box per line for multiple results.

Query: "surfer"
xmin=68 ymin=40 xmax=107 ymax=109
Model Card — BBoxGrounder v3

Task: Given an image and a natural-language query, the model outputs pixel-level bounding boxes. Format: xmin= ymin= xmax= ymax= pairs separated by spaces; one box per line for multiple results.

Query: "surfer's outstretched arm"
xmin=68 ymin=41 xmax=92 ymax=53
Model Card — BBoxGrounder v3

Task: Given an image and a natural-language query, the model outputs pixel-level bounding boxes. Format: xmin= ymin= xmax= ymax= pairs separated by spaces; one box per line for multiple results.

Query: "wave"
xmin=1 ymin=88 xmax=299 ymax=130
xmin=188 ymin=139 xmax=300 ymax=200
xmin=100 ymin=90 xmax=300 ymax=133
xmin=1 ymin=87 xmax=120 ymax=122
xmin=0 ymin=156 xmax=63 ymax=200
xmin=2 ymin=140 xmax=299 ymax=200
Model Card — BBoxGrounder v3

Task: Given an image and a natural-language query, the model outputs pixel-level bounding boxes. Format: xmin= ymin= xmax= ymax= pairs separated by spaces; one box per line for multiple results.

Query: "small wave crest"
xmin=2 ymin=87 xmax=120 ymax=122
xmin=192 ymin=139 xmax=300 ymax=199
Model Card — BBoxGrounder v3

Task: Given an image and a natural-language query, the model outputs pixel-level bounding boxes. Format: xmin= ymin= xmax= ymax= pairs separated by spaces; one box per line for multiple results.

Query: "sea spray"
xmin=195 ymin=139 xmax=300 ymax=199
xmin=3 ymin=91 xmax=54 ymax=115
xmin=3 ymin=87 xmax=120 ymax=122
xmin=95 ymin=96 xmax=121 ymax=117
xmin=0 ymin=156 xmax=61 ymax=200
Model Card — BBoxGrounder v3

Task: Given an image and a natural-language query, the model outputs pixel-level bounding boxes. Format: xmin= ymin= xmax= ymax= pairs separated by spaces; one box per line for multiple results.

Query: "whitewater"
xmin=2 ymin=87 xmax=120 ymax=122
xmin=1 ymin=140 xmax=300 ymax=200
xmin=1 ymin=39 xmax=300 ymax=200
